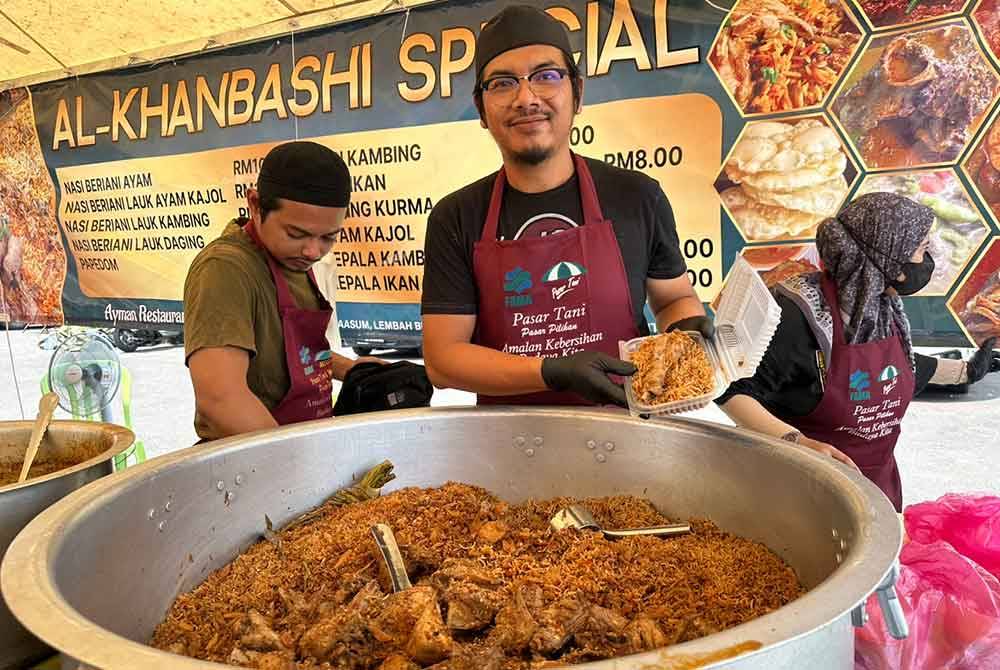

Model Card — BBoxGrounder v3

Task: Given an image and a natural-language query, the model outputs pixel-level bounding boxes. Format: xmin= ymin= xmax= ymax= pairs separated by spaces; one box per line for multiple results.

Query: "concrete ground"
xmin=1 ymin=327 xmax=997 ymax=507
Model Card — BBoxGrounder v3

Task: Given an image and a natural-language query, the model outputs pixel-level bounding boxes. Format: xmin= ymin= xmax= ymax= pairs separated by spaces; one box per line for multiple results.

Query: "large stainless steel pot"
xmin=3 ymin=408 xmax=901 ymax=669
xmin=0 ymin=420 xmax=134 ymax=669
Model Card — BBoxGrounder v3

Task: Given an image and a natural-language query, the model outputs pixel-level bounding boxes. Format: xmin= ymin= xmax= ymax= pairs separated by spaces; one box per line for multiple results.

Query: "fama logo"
xmin=504 ymin=267 xmax=533 ymax=308
xmin=299 ymin=347 xmax=332 ymax=375
xmin=849 ymin=369 xmax=871 ymax=402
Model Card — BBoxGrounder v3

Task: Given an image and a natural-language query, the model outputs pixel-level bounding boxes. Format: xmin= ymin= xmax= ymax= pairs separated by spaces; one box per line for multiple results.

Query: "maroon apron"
xmin=789 ymin=274 xmax=914 ymax=511
xmin=472 ymin=154 xmax=640 ymax=405
xmin=245 ymin=222 xmax=335 ymax=425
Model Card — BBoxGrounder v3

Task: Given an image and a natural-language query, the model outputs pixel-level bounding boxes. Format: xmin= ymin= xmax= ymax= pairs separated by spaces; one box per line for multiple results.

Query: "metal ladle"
xmin=370 ymin=523 xmax=412 ymax=592
xmin=18 ymin=393 xmax=60 ymax=483
xmin=550 ymin=505 xmax=690 ymax=539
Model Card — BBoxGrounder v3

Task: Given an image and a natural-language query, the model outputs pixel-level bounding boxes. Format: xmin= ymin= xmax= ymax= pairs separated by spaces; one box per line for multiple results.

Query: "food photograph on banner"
xmin=856 ymin=0 xmax=974 ymax=31
xmin=0 ymin=87 xmax=64 ymax=326
xmin=973 ymin=0 xmax=1000 ymax=65
xmin=707 ymin=0 xmax=863 ymax=116
xmin=948 ymin=237 xmax=1000 ymax=344
xmin=830 ymin=20 xmax=1000 ymax=171
xmin=715 ymin=116 xmax=858 ymax=242
xmin=740 ymin=243 xmax=822 ymax=287
xmin=963 ymin=103 xmax=1000 ymax=224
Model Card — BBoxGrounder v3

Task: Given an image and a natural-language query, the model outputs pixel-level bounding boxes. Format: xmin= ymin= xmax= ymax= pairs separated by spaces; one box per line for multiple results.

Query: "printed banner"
xmin=0 ymin=0 xmax=997 ymax=348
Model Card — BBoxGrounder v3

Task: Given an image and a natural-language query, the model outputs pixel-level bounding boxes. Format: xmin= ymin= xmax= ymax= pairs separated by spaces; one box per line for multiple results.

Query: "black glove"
xmin=667 ymin=315 xmax=715 ymax=339
xmin=541 ymin=352 xmax=637 ymax=407
xmin=968 ymin=337 xmax=1000 ymax=384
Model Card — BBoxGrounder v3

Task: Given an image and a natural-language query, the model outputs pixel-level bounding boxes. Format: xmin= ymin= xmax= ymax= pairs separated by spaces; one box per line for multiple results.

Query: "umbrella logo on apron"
xmin=849 ymin=369 xmax=872 ymax=402
xmin=544 ymin=261 xmax=587 ymax=301
xmin=879 ymin=365 xmax=899 ymax=394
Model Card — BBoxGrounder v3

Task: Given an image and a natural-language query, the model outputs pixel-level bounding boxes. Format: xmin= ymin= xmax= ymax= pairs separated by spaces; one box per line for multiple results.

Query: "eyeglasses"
xmin=480 ymin=68 xmax=569 ymax=100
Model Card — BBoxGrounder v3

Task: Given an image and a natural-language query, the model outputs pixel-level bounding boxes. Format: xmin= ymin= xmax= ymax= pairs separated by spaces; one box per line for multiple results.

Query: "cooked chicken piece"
xmin=405 ymin=600 xmax=453 ymax=665
xmin=712 ymin=32 xmax=753 ymax=109
xmin=476 ymin=520 xmax=509 ymax=544
xmin=656 ymin=618 xmax=688 ymax=646
xmin=298 ymin=581 xmax=383 ymax=664
xmin=493 ymin=585 xmax=541 ymax=652
xmin=368 ymin=585 xmax=437 ymax=646
xmin=255 ymin=652 xmax=297 ymax=670
xmin=529 ymin=593 xmax=590 ymax=656
xmin=573 ymin=605 xmax=629 ymax=655
xmin=448 ymin=645 xmax=505 ymax=670
xmin=380 ymin=653 xmax=421 ymax=670
xmin=229 ymin=648 xmax=254 ymax=665
xmin=623 ymin=616 xmax=669 ymax=653
xmin=349 ymin=580 xmax=386 ymax=614
xmin=278 ymin=587 xmax=311 ymax=618
xmin=429 ymin=559 xmax=500 ymax=590
xmin=988 ymin=123 xmax=1000 ymax=169
xmin=167 ymin=640 xmax=188 ymax=655
xmin=240 ymin=610 xmax=285 ymax=652
xmin=298 ymin=610 xmax=372 ymax=665
xmin=333 ymin=572 xmax=374 ymax=605
xmin=443 ymin=581 xmax=503 ymax=631
xmin=586 ymin=605 xmax=629 ymax=637
xmin=686 ymin=616 xmax=721 ymax=638
xmin=400 ymin=542 xmax=440 ymax=576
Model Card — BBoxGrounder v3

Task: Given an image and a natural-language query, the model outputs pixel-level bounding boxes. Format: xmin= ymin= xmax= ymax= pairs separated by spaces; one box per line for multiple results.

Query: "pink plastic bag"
xmin=855 ymin=495 xmax=1000 ymax=670
xmin=905 ymin=494 xmax=1000 ymax=581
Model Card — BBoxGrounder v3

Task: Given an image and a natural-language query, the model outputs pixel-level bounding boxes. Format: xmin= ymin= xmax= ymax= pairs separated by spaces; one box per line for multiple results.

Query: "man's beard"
xmin=510 ymin=144 xmax=554 ymax=166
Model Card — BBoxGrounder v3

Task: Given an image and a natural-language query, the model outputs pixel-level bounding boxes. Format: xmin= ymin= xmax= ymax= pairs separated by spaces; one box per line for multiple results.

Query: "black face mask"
xmin=890 ymin=252 xmax=935 ymax=295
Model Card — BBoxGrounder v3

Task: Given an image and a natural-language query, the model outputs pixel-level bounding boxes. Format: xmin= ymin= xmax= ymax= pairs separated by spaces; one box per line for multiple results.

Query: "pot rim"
xmin=1 ymin=407 xmax=901 ymax=669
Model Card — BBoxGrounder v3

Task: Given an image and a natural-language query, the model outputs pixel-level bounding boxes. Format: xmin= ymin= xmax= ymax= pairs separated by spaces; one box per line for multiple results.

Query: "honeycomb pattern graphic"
xmin=707 ymin=2 xmax=1000 ymax=329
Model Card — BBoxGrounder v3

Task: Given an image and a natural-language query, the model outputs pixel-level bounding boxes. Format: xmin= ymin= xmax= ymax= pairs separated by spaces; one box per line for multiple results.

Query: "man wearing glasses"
xmin=420 ymin=4 xmax=710 ymax=407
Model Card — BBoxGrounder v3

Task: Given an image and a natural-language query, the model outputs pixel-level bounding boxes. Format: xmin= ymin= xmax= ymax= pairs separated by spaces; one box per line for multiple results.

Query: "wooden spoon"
xmin=18 ymin=393 xmax=60 ymax=483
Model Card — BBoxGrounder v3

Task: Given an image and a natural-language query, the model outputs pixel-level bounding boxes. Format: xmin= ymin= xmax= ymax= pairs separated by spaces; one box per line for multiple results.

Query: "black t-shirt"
xmin=421 ymin=156 xmax=687 ymax=335
xmin=716 ymin=292 xmax=938 ymax=416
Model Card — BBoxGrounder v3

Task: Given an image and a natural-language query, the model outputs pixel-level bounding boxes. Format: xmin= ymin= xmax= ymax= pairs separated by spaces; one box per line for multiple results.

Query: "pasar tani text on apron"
xmin=472 ymin=153 xmax=640 ymax=405
xmin=784 ymin=274 xmax=914 ymax=511
xmin=246 ymin=221 xmax=335 ymax=424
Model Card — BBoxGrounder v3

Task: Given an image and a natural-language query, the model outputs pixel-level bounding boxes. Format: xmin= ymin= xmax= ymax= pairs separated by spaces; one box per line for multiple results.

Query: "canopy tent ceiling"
xmin=0 ymin=0 xmax=439 ymax=92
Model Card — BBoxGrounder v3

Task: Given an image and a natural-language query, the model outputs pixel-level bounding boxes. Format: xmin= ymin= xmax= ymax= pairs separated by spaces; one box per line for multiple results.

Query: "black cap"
xmin=257 ymin=141 xmax=351 ymax=208
xmin=475 ymin=5 xmax=573 ymax=79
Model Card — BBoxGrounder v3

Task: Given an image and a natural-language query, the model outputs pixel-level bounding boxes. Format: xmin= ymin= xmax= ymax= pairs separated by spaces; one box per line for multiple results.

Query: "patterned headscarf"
xmin=777 ymin=192 xmax=934 ymax=368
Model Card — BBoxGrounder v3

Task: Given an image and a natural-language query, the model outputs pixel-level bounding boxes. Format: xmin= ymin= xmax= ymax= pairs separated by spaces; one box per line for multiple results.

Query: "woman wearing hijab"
xmin=718 ymin=192 xmax=999 ymax=511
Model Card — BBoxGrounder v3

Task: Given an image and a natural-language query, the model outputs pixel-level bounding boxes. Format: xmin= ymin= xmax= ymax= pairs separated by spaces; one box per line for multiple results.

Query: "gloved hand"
xmin=667 ymin=315 xmax=715 ymax=339
xmin=541 ymin=351 xmax=637 ymax=407
xmin=967 ymin=337 xmax=999 ymax=384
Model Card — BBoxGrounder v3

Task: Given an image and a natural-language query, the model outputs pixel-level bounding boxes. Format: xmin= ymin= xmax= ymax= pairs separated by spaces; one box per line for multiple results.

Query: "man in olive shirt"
xmin=184 ymin=141 xmax=376 ymax=441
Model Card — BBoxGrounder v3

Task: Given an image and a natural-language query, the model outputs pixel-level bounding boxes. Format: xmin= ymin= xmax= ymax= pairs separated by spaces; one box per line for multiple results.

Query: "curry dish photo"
xmin=832 ymin=24 xmax=999 ymax=169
